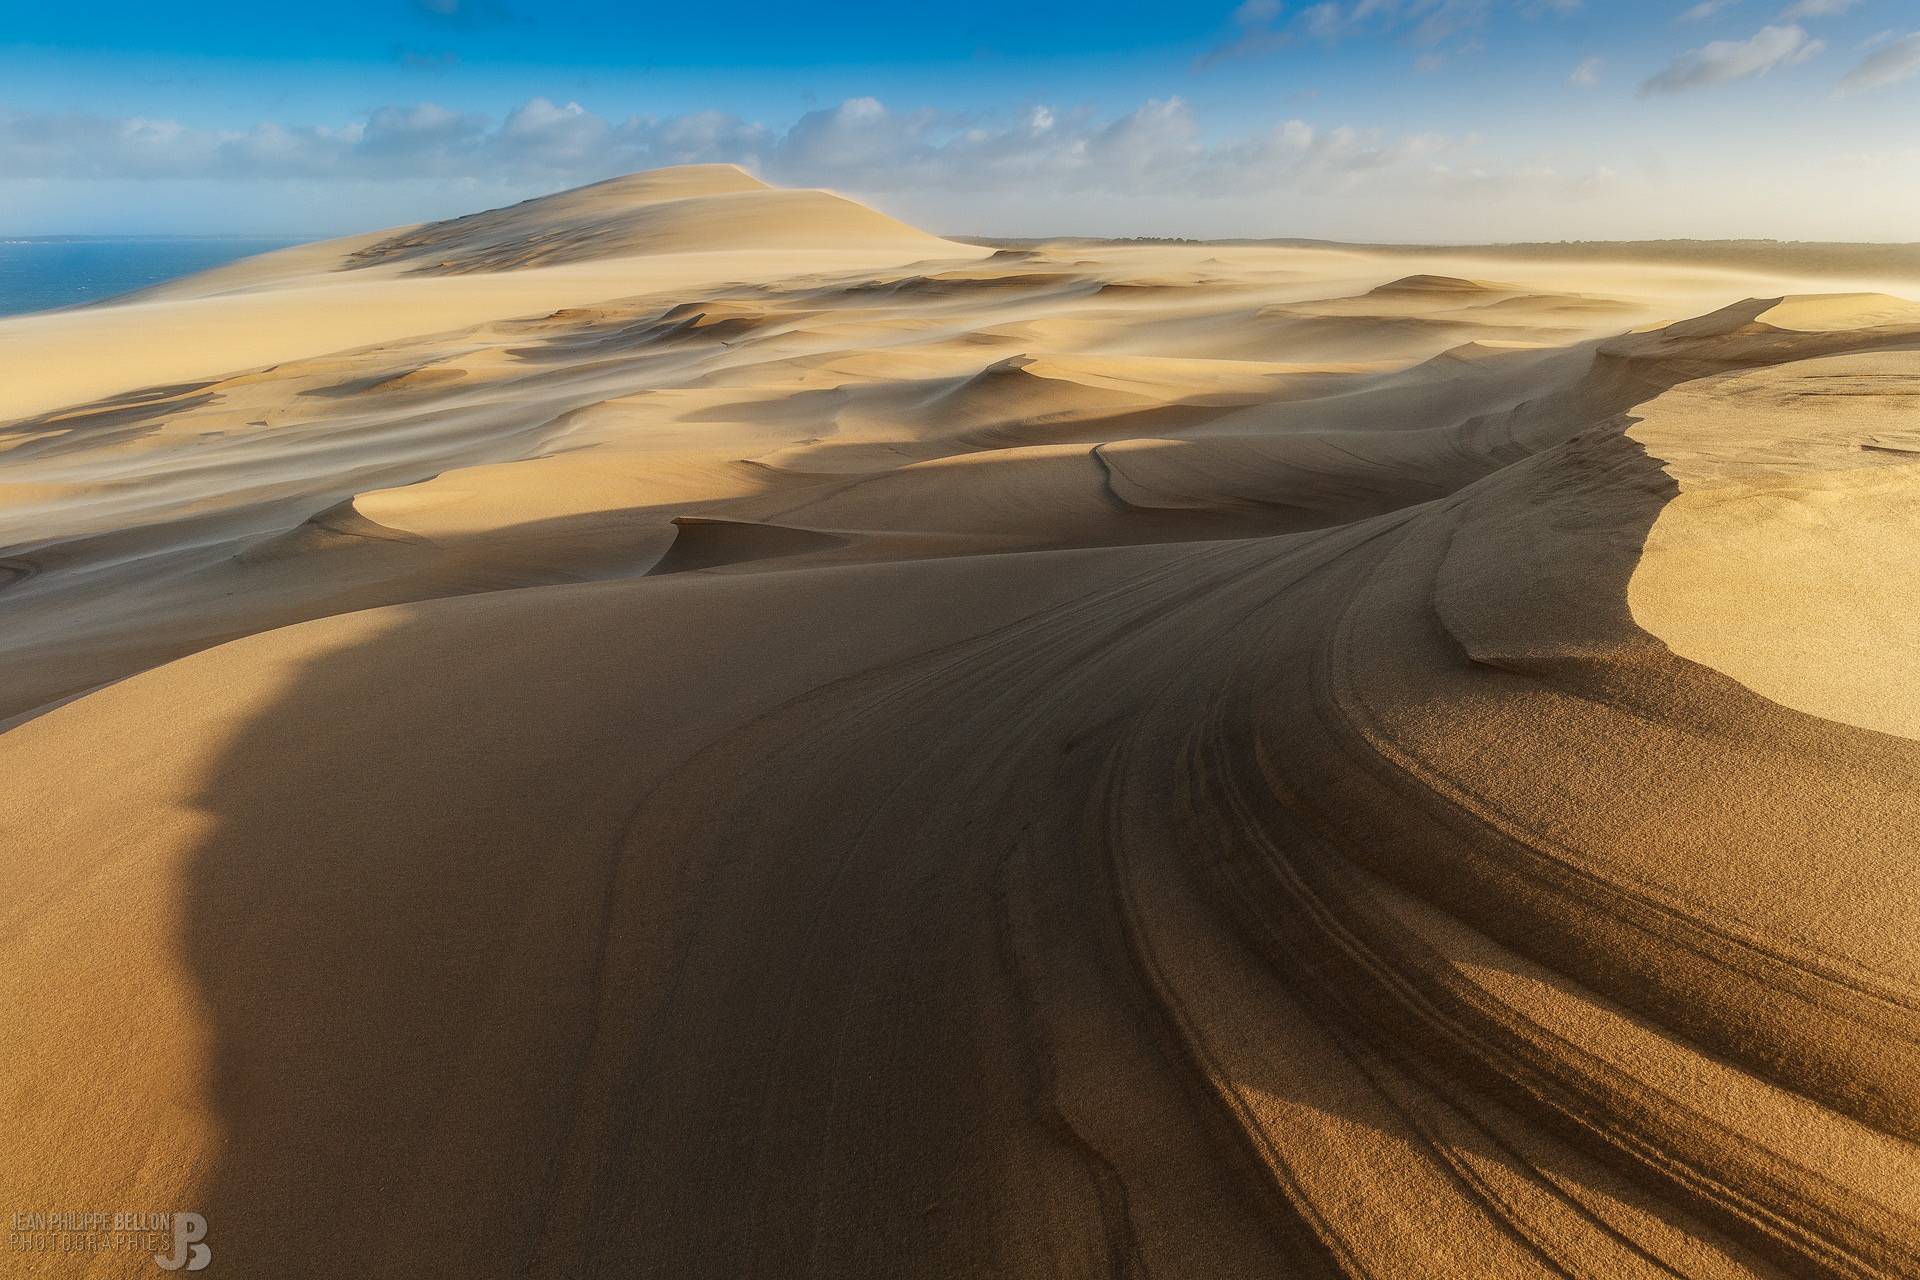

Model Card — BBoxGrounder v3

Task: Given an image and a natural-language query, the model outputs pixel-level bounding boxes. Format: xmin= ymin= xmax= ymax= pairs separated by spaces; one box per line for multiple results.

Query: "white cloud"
xmin=1681 ymin=0 xmax=1741 ymax=21
xmin=2 ymin=92 xmax=1655 ymax=245
xmin=1289 ymin=0 xmax=1490 ymax=44
xmin=1780 ymin=0 xmax=1858 ymax=17
xmin=1641 ymin=23 xmax=1823 ymax=93
xmin=1199 ymin=0 xmax=1569 ymax=65
xmin=1301 ymin=2 xmax=1347 ymax=38
xmin=1570 ymin=55 xmax=1605 ymax=85
xmin=1412 ymin=0 xmax=1492 ymax=45
xmin=1838 ymin=31 xmax=1920 ymax=91
xmin=0 ymin=99 xmax=771 ymax=183
xmin=0 ymin=96 xmax=1510 ymax=205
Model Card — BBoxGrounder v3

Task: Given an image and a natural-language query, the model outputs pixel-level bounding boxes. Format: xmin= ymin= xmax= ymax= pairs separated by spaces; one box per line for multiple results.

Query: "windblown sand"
xmin=2 ymin=165 xmax=1918 ymax=1278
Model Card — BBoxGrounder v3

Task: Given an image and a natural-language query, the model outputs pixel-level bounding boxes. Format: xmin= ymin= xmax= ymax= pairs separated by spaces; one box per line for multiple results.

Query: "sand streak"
xmin=3 ymin=166 xmax=1918 ymax=1278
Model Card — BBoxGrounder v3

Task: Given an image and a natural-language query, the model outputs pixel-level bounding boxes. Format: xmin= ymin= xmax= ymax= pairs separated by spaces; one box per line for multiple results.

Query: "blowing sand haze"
xmin=5 ymin=39 xmax=1920 ymax=1277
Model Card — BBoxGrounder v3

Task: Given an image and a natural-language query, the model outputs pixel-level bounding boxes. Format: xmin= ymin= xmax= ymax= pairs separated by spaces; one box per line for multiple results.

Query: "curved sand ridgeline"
xmin=345 ymin=164 xmax=958 ymax=274
xmin=3 ymin=167 xmax=1920 ymax=1277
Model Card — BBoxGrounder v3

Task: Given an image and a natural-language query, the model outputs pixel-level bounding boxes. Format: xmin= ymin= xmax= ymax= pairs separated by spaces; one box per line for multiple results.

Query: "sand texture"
xmin=2 ymin=166 xmax=1918 ymax=1278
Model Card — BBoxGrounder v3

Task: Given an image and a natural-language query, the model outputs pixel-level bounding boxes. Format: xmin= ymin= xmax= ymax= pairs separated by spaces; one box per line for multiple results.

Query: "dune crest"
xmin=345 ymin=164 xmax=954 ymax=274
xmin=3 ymin=168 xmax=1919 ymax=1278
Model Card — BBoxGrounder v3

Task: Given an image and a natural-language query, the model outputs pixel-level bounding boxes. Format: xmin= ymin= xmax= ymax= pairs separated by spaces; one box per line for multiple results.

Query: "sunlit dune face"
xmin=1629 ymin=349 xmax=1920 ymax=741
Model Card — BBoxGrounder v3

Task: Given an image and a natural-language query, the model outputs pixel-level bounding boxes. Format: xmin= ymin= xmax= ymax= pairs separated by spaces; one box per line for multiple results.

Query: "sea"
xmin=0 ymin=237 xmax=307 ymax=318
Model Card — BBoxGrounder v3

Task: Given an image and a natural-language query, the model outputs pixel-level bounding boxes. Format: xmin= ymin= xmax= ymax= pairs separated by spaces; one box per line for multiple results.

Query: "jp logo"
xmin=154 ymin=1212 xmax=210 ymax=1272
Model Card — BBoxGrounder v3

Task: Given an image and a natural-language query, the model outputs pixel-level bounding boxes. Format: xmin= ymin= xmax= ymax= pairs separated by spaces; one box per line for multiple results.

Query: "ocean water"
xmin=0 ymin=237 xmax=305 ymax=318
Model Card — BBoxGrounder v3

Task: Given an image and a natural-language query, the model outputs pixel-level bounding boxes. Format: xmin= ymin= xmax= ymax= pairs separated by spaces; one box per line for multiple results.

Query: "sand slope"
xmin=2 ymin=169 xmax=1918 ymax=1278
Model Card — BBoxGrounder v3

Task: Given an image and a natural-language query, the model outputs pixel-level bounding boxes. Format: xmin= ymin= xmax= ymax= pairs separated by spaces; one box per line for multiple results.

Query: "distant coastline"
xmin=0 ymin=236 xmax=306 ymax=318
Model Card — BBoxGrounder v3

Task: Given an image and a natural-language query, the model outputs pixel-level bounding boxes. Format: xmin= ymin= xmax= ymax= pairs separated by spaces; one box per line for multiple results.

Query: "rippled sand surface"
xmin=3 ymin=165 xmax=1919 ymax=1278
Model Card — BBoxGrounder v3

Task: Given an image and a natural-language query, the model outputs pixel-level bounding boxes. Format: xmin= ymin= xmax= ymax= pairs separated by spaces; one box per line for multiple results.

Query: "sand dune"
xmin=3 ymin=167 xmax=1918 ymax=1278
xmin=345 ymin=165 xmax=954 ymax=274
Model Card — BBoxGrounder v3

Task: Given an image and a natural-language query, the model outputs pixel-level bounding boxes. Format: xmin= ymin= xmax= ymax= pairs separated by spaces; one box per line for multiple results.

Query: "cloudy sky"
xmin=3 ymin=0 xmax=1917 ymax=240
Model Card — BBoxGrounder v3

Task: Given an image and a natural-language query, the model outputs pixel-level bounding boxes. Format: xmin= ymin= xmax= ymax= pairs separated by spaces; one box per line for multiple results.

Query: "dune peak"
xmin=1368 ymin=273 xmax=1508 ymax=295
xmin=341 ymin=164 xmax=957 ymax=275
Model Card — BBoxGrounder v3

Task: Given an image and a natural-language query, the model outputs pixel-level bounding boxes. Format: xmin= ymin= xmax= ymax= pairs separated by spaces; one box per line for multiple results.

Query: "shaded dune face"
xmin=2 ymin=169 xmax=1920 ymax=1278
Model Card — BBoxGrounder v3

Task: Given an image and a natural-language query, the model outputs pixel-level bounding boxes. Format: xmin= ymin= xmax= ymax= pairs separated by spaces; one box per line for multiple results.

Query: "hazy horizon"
xmin=11 ymin=223 xmax=1920 ymax=249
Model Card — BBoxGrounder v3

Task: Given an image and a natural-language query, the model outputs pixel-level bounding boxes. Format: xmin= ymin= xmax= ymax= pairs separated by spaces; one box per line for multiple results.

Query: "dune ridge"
xmin=344 ymin=164 xmax=954 ymax=274
xmin=2 ymin=167 xmax=1918 ymax=1278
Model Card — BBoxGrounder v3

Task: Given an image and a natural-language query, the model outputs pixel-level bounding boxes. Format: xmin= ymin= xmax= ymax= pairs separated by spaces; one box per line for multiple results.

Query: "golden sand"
xmin=2 ymin=166 xmax=1917 ymax=1277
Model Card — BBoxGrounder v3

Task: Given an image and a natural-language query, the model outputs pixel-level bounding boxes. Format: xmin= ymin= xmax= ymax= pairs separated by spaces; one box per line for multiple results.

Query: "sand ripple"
xmin=2 ymin=168 xmax=1918 ymax=1277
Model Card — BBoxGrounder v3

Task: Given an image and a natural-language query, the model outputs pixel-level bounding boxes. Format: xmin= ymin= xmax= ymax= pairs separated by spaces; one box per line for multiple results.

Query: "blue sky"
xmin=3 ymin=0 xmax=1917 ymax=240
